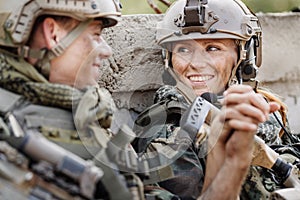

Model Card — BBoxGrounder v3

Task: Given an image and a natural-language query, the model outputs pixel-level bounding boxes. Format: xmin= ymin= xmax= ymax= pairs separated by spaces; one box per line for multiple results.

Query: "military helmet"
xmin=0 ymin=0 xmax=121 ymax=78
xmin=0 ymin=0 xmax=121 ymax=48
xmin=0 ymin=0 xmax=120 ymax=47
xmin=157 ymin=0 xmax=262 ymax=86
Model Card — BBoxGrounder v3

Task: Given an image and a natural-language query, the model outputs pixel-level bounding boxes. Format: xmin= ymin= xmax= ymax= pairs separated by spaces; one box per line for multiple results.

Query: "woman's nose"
xmin=189 ymin=49 xmax=210 ymax=68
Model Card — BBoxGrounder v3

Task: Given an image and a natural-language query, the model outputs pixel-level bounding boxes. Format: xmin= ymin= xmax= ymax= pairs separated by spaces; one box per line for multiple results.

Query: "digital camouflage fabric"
xmin=134 ymin=85 xmax=300 ymax=200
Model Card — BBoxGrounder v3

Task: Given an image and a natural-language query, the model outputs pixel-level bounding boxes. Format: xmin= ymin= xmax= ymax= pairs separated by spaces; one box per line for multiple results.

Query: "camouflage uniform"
xmin=0 ymin=48 xmax=147 ymax=199
xmin=0 ymin=0 xmax=145 ymax=199
xmin=133 ymin=85 xmax=300 ymax=200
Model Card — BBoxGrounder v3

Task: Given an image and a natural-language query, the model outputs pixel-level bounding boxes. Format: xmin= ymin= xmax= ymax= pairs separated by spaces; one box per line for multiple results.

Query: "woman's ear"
xmin=42 ymin=17 xmax=60 ymax=49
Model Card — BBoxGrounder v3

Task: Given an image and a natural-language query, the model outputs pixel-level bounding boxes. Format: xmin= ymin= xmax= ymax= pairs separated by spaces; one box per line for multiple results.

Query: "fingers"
xmin=220 ymin=102 xmax=267 ymax=123
xmin=219 ymin=106 xmax=259 ymax=132
xmin=224 ymin=85 xmax=269 ymax=115
xmin=223 ymin=84 xmax=253 ymax=94
xmin=217 ymin=84 xmax=281 ymax=134
xmin=222 ymin=85 xmax=280 ymax=121
xmin=211 ymin=85 xmax=280 ymax=146
xmin=224 ymin=92 xmax=268 ymax=116
xmin=269 ymin=102 xmax=280 ymax=113
xmin=227 ymin=119 xmax=257 ymax=132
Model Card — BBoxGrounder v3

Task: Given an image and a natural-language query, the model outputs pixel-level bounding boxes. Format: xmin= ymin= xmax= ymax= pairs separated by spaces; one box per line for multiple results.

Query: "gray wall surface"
xmin=101 ymin=13 xmax=300 ymax=133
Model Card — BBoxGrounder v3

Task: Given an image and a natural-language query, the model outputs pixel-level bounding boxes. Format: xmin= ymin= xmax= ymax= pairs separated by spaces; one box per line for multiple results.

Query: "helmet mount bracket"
xmin=174 ymin=0 xmax=218 ymax=34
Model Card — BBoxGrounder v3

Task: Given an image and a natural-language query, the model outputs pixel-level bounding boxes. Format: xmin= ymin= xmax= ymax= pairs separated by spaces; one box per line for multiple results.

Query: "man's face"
xmin=171 ymin=39 xmax=238 ymax=96
xmin=49 ymin=20 xmax=112 ymax=89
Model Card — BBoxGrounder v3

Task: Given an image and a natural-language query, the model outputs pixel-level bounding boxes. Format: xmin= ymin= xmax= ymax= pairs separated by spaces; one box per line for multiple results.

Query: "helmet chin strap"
xmin=227 ymin=40 xmax=245 ymax=87
xmin=18 ymin=19 xmax=92 ymax=79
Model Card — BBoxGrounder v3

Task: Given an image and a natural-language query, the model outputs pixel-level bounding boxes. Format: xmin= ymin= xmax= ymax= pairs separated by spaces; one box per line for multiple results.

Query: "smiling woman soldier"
xmin=132 ymin=0 xmax=300 ymax=199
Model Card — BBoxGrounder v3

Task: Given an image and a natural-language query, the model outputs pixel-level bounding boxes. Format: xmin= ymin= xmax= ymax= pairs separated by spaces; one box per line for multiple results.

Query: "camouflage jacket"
xmin=133 ymin=85 xmax=300 ymax=200
xmin=0 ymin=52 xmax=143 ymax=199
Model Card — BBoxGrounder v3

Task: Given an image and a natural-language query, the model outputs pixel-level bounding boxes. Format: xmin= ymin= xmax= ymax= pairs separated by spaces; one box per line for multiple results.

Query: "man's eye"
xmin=94 ymin=28 xmax=103 ymax=36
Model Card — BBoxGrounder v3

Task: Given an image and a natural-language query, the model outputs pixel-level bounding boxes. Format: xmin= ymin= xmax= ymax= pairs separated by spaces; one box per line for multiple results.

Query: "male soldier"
xmin=0 ymin=0 xmax=145 ymax=199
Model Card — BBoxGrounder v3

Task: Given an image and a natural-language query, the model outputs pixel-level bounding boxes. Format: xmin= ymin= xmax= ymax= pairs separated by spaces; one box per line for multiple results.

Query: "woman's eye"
xmin=176 ymin=47 xmax=191 ymax=54
xmin=207 ymin=46 xmax=220 ymax=51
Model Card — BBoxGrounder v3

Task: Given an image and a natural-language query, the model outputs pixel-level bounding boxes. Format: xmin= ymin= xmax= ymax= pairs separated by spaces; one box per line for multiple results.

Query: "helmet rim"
xmin=0 ymin=0 xmax=121 ymax=48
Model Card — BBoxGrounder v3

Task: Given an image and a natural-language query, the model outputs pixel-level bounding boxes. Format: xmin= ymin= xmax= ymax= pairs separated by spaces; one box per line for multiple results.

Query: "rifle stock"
xmin=5 ymin=132 xmax=104 ymax=199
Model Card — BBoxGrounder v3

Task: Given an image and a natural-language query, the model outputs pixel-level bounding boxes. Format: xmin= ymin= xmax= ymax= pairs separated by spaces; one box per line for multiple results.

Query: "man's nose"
xmin=98 ymin=37 xmax=112 ymax=59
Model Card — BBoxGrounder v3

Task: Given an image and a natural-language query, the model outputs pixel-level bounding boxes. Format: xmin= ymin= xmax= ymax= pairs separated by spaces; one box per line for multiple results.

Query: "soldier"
xmin=132 ymin=0 xmax=300 ymax=199
xmin=0 ymin=0 xmax=145 ymax=199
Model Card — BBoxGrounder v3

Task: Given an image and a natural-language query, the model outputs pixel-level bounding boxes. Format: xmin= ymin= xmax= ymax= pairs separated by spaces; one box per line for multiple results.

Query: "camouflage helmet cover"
xmin=0 ymin=0 xmax=121 ymax=48
xmin=156 ymin=0 xmax=262 ymax=66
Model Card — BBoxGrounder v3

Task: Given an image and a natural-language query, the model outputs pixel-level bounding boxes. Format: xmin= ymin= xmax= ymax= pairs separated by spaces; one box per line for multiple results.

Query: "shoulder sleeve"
xmin=154 ymin=85 xmax=185 ymax=103
xmin=257 ymin=110 xmax=300 ymax=145
xmin=257 ymin=111 xmax=282 ymax=145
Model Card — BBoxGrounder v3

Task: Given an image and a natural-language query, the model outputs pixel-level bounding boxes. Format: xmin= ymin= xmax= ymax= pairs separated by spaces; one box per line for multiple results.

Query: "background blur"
xmin=120 ymin=0 xmax=300 ymax=14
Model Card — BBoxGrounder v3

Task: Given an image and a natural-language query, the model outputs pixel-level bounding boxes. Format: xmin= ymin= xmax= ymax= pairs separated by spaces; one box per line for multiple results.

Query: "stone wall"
xmin=101 ymin=13 xmax=300 ymax=133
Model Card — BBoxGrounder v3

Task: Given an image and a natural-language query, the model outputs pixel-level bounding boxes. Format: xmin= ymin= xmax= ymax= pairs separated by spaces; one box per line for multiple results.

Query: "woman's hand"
xmin=221 ymin=85 xmax=280 ymax=131
xmin=200 ymin=85 xmax=280 ymax=200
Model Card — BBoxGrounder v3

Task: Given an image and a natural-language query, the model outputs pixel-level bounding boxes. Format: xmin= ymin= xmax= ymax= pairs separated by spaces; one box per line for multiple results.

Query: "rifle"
xmin=2 ymin=118 xmax=136 ymax=200
xmin=4 ymin=131 xmax=106 ymax=199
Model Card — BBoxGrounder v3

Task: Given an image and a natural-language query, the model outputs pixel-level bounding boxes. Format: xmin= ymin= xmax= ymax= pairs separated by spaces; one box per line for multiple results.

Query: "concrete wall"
xmin=101 ymin=13 xmax=300 ymax=133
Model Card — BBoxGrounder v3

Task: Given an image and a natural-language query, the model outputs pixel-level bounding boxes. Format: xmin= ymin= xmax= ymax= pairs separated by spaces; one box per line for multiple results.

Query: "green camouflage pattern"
xmin=0 ymin=51 xmax=82 ymax=109
xmin=0 ymin=51 xmax=143 ymax=199
xmin=0 ymin=51 xmax=116 ymax=155
xmin=136 ymin=85 xmax=300 ymax=200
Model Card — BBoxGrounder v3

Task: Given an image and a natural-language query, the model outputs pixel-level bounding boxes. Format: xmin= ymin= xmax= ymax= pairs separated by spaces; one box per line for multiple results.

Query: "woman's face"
xmin=49 ymin=20 xmax=112 ymax=89
xmin=171 ymin=39 xmax=238 ymax=96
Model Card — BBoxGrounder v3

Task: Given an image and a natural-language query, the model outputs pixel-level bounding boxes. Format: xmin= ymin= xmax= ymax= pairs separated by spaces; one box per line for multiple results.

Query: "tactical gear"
xmin=0 ymin=0 xmax=121 ymax=47
xmin=132 ymin=85 xmax=208 ymax=198
xmin=0 ymin=87 xmax=143 ymax=200
xmin=0 ymin=0 xmax=121 ymax=78
xmin=0 ymin=51 xmax=176 ymax=200
xmin=0 ymin=50 xmax=148 ymax=199
xmin=134 ymin=84 xmax=300 ymax=199
xmin=156 ymin=0 xmax=262 ymax=87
